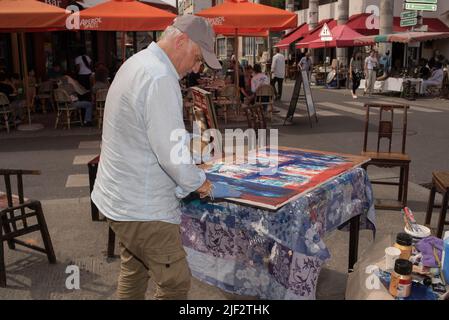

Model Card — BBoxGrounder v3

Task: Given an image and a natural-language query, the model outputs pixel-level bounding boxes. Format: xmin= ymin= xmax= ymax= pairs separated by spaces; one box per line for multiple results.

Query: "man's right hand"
xmin=196 ymin=179 xmax=213 ymax=198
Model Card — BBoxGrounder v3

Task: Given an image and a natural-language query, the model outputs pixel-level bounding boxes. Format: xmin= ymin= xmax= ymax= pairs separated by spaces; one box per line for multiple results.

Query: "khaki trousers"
xmin=365 ymin=70 xmax=376 ymax=95
xmin=108 ymin=219 xmax=191 ymax=300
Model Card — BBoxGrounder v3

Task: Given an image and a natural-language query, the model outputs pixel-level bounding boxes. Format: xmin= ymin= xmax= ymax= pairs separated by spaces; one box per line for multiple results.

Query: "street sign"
xmin=401 ymin=11 xmax=418 ymax=19
xmin=405 ymin=0 xmax=437 ymax=3
xmin=405 ymin=3 xmax=437 ymax=11
xmin=400 ymin=18 xmax=418 ymax=27
xmin=320 ymin=23 xmax=333 ymax=42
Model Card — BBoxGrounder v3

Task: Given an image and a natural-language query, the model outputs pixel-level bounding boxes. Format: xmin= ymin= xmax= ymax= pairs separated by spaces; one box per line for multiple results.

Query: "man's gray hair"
xmin=160 ymin=25 xmax=196 ymax=51
xmin=160 ymin=26 xmax=183 ymax=41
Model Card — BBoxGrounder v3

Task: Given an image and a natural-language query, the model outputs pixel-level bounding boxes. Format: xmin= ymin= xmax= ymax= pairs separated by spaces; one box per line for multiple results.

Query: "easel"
xmin=283 ymin=70 xmax=318 ymax=127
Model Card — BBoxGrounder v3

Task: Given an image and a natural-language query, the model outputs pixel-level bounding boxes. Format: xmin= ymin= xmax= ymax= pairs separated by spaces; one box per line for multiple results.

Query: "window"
xmin=217 ymin=38 xmax=226 ymax=57
xmin=243 ymin=37 xmax=254 ymax=57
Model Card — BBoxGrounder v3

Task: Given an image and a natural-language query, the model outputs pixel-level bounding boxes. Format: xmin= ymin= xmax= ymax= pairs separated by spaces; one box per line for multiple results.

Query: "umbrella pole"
xmin=20 ymin=32 xmax=30 ymax=126
xmin=122 ymin=31 xmax=126 ymax=64
xmin=17 ymin=33 xmax=43 ymax=131
xmin=234 ymin=28 xmax=239 ymax=101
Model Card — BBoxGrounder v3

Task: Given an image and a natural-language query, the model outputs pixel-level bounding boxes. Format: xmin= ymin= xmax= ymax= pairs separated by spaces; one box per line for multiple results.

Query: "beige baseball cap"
xmin=173 ymin=15 xmax=222 ymax=70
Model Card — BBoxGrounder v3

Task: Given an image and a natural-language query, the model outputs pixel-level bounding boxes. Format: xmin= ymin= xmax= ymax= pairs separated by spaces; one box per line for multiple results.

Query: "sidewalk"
xmin=282 ymin=80 xmax=449 ymax=109
xmin=0 ymin=176 xmax=441 ymax=300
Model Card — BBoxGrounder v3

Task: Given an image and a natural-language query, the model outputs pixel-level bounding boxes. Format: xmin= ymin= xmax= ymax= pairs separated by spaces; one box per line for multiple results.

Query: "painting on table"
xmin=203 ymin=147 xmax=369 ymax=210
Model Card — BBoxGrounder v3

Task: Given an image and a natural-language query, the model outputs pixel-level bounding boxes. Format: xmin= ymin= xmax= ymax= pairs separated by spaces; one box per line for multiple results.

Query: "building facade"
xmin=287 ymin=0 xmax=449 ymax=61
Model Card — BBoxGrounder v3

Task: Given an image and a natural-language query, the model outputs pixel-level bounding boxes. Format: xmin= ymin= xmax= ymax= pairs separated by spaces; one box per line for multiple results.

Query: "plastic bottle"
xmin=442 ymin=231 xmax=449 ymax=284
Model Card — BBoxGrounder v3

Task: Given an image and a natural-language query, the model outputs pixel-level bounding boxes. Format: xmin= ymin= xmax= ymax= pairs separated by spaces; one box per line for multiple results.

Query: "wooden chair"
xmin=425 ymin=171 xmax=449 ymax=238
xmin=361 ymin=103 xmax=411 ymax=210
xmin=214 ymin=84 xmax=240 ymax=124
xmin=53 ymin=88 xmax=83 ymax=129
xmin=36 ymin=81 xmax=54 ymax=113
xmin=255 ymin=84 xmax=275 ymax=121
xmin=244 ymin=104 xmax=267 ymax=139
xmin=95 ymin=88 xmax=108 ymax=129
xmin=0 ymin=93 xmax=14 ymax=133
xmin=0 ymin=169 xmax=56 ymax=287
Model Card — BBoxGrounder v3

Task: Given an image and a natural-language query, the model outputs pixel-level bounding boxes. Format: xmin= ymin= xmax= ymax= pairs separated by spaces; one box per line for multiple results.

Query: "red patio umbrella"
xmin=196 ymin=0 xmax=297 ymax=92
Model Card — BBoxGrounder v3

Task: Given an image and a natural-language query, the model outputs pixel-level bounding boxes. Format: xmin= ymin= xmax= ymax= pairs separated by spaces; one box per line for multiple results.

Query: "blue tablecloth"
xmin=180 ymin=167 xmax=376 ymax=299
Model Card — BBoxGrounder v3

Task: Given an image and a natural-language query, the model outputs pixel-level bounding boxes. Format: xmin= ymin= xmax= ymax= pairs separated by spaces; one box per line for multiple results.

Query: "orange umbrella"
xmin=196 ymin=0 xmax=297 ymax=35
xmin=196 ymin=0 xmax=297 ymax=91
xmin=0 ymin=0 xmax=68 ymax=30
xmin=0 ymin=0 xmax=69 ymax=131
xmin=73 ymin=0 xmax=176 ymax=31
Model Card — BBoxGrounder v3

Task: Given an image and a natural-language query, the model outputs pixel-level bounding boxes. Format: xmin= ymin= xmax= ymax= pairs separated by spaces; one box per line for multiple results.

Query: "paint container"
xmin=385 ymin=247 xmax=401 ymax=271
xmin=389 ymin=259 xmax=413 ymax=298
xmin=394 ymin=232 xmax=413 ymax=260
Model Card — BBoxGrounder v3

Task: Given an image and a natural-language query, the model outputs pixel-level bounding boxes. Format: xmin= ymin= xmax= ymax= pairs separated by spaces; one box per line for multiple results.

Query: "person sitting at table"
xmin=418 ymin=58 xmax=431 ymax=80
xmin=244 ymin=65 xmax=253 ymax=94
xmin=0 ymin=72 xmax=15 ymax=99
xmin=58 ymin=76 xmax=94 ymax=126
xmin=238 ymin=65 xmax=251 ymax=104
xmin=0 ymin=72 xmax=25 ymax=121
xmin=47 ymin=64 xmax=64 ymax=81
xmin=428 ymin=50 xmax=442 ymax=69
xmin=422 ymin=62 xmax=444 ymax=94
xmin=91 ymin=64 xmax=110 ymax=99
xmin=249 ymin=63 xmax=270 ymax=108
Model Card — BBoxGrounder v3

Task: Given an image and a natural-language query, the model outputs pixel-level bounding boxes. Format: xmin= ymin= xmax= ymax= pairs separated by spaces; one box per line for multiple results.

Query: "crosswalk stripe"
xmin=409 ymin=105 xmax=441 ymax=113
xmin=65 ymin=174 xmax=90 ymax=188
xmin=318 ymin=102 xmax=366 ymax=115
xmin=73 ymin=154 xmax=99 ymax=165
xmin=277 ymin=109 xmax=341 ymax=118
xmin=78 ymin=141 xmax=101 ymax=149
xmin=317 ymin=110 xmax=341 ymax=116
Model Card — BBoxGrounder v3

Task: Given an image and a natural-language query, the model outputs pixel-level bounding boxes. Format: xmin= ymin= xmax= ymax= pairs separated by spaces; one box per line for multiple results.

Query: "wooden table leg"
xmin=88 ymin=163 xmax=99 ymax=221
xmin=402 ymin=164 xmax=410 ymax=208
xmin=348 ymin=215 xmax=360 ymax=273
xmin=425 ymin=183 xmax=436 ymax=226
xmin=437 ymin=191 xmax=449 ymax=239
xmin=107 ymin=226 xmax=116 ymax=258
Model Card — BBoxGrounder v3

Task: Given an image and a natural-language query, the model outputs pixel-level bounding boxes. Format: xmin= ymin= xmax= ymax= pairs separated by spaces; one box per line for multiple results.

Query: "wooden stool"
xmin=425 ymin=171 xmax=449 ymax=238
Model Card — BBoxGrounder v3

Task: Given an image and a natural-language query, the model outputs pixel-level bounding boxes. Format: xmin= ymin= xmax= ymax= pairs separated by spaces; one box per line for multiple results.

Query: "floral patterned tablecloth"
xmin=180 ymin=167 xmax=376 ymax=300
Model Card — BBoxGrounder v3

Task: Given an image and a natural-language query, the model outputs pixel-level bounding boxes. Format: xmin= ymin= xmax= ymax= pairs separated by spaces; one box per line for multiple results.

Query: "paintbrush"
xmin=403 ymin=207 xmax=420 ymax=233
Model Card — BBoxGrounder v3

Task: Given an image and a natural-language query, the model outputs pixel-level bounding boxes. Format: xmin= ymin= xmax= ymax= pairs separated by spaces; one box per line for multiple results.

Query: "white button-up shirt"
xmin=271 ymin=53 xmax=286 ymax=79
xmin=92 ymin=42 xmax=206 ymax=224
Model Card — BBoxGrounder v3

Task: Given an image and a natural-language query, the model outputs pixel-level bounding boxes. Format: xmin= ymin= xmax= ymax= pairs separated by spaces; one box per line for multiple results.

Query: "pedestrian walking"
xmin=270 ymin=47 xmax=285 ymax=101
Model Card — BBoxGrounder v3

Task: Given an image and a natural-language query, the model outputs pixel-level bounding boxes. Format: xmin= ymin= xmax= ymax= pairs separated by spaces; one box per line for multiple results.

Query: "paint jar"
xmin=394 ymin=232 xmax=413 ymax=260
xmin=389 ymin=259 xmax=413 ymax=298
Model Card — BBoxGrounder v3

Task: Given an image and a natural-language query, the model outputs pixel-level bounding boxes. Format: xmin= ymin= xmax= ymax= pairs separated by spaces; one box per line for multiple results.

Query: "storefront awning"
xmin=274 ymin=23 xmax=309 ymax=49
xmin=306 ymin=24 xmax=365 ymax=49
xmin=346 ymin=13 xmax=449 ymax=35
xmin=295 ymin=19 xmax=336 ymax=49
xmin=355 ymin=31 xmax=449 ymax=45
